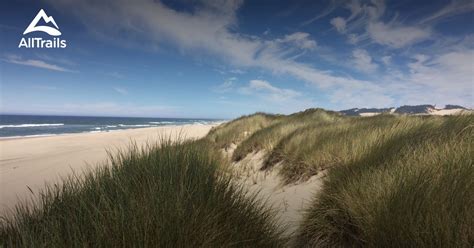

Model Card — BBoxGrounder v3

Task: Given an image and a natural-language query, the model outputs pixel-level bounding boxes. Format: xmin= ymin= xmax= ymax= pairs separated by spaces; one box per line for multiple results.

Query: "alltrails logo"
xmin=19 ymin=9 xmax=67 ymax=48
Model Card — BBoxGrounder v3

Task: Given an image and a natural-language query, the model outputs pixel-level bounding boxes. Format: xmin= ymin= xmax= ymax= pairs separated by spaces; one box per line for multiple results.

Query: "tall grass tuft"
xmin=0 ymin=139 xmax=284 ymax=247
xmin=206 ymin=112 xmax=281 ymax=149
xmin=232 ymin=108 xmax=340 ymax=162
xmin=295 ymin=115 xmax=474 ymax=247
xmin=267 ymin=115 xmax=416 ymax=182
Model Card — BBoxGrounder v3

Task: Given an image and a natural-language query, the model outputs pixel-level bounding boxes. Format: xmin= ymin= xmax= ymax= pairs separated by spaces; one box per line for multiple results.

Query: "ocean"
xmin=0 ymin=115 xmax=223 ymax=138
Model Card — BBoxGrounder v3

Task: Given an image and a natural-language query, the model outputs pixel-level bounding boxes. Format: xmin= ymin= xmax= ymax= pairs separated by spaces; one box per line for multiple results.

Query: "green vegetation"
xmin=232 ymin=109 xmax=340 ymax=162
xmin=207 ymin=111 xmax=473 ymax=247
xmin=2 ymin=109 xmax=473 ymax=247
xmin=295 ymin=115 xmax=474 ymax=247
xmin=205 ymin=112 xmax=281 ymax=149
xmin=0 ymin=139 xmax=284 ymax=247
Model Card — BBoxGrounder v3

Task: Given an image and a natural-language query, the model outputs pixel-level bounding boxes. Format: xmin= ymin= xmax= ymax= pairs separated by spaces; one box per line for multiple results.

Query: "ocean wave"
xmin=192 ymin=121 xmax=215 ymax=125
xmin=149 ymin=121 xmax=175 ymax=124
xmin=0 ymin=133 xmax=57 ymax=139
xmin=118 ymin=124 xmax=152 ymax=127
xmin=0 ymin=123 xmax=64 ymax=129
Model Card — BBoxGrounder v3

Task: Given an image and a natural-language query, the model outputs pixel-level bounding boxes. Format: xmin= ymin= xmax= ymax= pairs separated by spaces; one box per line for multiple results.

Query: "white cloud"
xmin=327 ymin=0 xmax=431 ymax=48
xmin=347 ymin=33 xmax=360 ymax=44
xmin=302 ymin=1 xmax=340 ymax=25
xmin=113 ymin=87 xmax=128 ymax=95
xmin=213 ymin=77 xmax=236 ymax=93
xmin=330 ymin=86 xmax=394 ymax=109
xmin=107 ymin=72 xmax=125 ymax=79
xmin=45 ymin=0 xmax=472 ymax=109
xmin=4 ymin=55 xmax=75 ymax=72
xmin=381 ymin=49 xmax=474 ymax=108
xmin=352 ymin=49 xmax=378 ymax=73
xmin=229 ymin=69 xmax=245 ymax=74
xmin=330 ymin=17 xmax=346 ymax=33
xmin=418 ymin=0 xmax=474 ymax=25
xmin=367 ymin=22 xmax=431 ymax=48
xmin=381 ymin=55 xmax=391 ymax=65
xmin=345 ymin=0 xmax=363 ymax=21
xmin=47 ymin=0 xmax=374 ymax=92
xmin=408 ymin=51 xmax=473 ymax=90
xmin=240 ymin=79 xmax=301 ymax=101
xmin=277 ymin=32 xmax=317 ymax=50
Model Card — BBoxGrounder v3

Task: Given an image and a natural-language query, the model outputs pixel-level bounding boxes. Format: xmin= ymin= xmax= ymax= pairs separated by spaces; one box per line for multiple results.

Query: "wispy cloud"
xmin=418 ymin=0 xmax=474 ymax=25
xmin=328 ymin=0 xmax=432 ymax=48
xmin=212 ymin=77 xmax=236 ymax=93
xmin=301 ymin=0 xmax=340 ymax=26
xmin=240 ymin=79 xmax=301 ymax=101
xmin=106 ymin=72 xmax=125 ymax=79
xmin=276 ymin=32 xmax=317 ymax=50
xmin=381 ymin=55 xmax=391 ymax=65
xmin=35 ymin=53 xmax=76 ymax=66
xmin=113 ymin=87 xmax=128 ymax=95
xmin=330 ymin=17 xmax=347 ymax=33
xmin=46 ymin=0 xmax=473 ymax=109
xmin=352 ymin=49 xmax=378 ymax=73
xmin=46 ymin=0 xmax=372 ymax=91
xmin=367 ymin=22 xmax=431 ymax=48
xmin=3 ymin=55 xmax=75 ymax=72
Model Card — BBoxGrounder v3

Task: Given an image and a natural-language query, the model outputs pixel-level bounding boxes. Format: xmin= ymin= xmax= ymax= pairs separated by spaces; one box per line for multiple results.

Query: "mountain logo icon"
xmin=23 ymin=9 xmax=61 ymax=36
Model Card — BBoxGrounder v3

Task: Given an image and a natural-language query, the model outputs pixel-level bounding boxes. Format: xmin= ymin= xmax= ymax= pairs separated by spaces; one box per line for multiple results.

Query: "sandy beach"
xmin=0 ymin=124 xmax=217 ymax=213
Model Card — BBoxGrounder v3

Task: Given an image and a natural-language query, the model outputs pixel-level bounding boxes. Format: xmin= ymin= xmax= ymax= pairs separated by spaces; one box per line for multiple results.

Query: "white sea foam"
xmin=0 ymin=134 xmax=58 ymax=139
xmin=118 ymin=124 xmax=152 ymax=127
xmin=149 ymin=121 xmax=175 ymax=124
xmin=0 ymin=123 xmax=64 ymax=129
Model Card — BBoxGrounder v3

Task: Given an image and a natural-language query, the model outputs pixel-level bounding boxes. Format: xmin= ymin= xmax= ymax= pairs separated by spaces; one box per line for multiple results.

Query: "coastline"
xmin=0 ymin=123 xmax=219 ymax=213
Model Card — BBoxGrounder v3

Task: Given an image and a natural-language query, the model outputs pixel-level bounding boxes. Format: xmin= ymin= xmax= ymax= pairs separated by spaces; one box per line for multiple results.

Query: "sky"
xmin=0 ymin=0 xmax=473 ymax=118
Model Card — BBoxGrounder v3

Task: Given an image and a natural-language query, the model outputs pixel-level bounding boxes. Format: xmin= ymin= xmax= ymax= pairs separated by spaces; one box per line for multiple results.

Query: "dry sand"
xmin=223 ymin=145 xmax=324 ymax=237
xmin=429 ymin=108 xmax=472 ymax=115
xmin=1 ymin=122 xmax=323 ymax=238
xmin=0 ymin=124 xmax=217 ymax=213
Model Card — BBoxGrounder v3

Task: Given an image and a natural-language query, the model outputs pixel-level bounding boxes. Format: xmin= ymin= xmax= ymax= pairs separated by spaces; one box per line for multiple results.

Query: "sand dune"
xmin=0 ymin=124 xmax=217 ymax=213
xmin=223 ymin=145 xmax=324 ymax=237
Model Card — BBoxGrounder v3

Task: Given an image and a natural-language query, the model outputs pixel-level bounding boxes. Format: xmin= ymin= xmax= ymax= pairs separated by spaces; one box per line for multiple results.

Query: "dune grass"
xmin=295 ymin=115 xmax=474 ymax=247
xmin=232 ymin=109 xmax=340 ymax=162
xmin=209 ymin=111 xmax=473 ymax=246
xmin=266 ymin=115 xmax=421 ymax=182
xmin=0 ymin=139 xmax=284 ymax=247
xmin=2 ymin=109 xmax=472 ymax=247
xmin=205 ymin=112 xmax=281 ymax=149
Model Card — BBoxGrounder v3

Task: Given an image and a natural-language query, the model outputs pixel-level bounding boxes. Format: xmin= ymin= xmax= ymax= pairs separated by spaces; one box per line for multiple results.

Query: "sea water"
xmin=0 ymin=115 xmax=222 ymax=138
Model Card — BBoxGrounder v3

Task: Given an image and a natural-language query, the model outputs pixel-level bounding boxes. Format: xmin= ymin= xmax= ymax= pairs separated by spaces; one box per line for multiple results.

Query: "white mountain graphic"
xmin=23 ymin=9 xmax=61 ymax=36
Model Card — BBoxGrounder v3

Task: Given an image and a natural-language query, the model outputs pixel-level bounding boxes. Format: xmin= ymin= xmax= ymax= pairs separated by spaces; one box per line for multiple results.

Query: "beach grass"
xmin=295 ymin=115 xmax=474 ymax=246
xmin=205 ymin=112 xmax=281 ymax=149
xmin=0 ymin=138 xmax=284 ymax=247
xmin=2 ymin=110 xmax=473 ymax=247
xmin=208 ymin=112 xmax=473 ymax=246
xmin=232 ymin=108 xmax=340 ymax=162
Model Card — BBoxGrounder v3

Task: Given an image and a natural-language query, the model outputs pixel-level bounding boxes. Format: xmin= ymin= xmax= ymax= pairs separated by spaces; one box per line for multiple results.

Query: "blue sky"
xmin=1 ymin=0 xmax=473 ymax=118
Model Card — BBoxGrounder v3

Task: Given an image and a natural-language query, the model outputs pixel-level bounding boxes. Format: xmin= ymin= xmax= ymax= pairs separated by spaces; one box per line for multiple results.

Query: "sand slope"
xmin=224 ymin=145 xmax=324 ymax=237
xmin=0 ymin=124 xmax=216 ymax=213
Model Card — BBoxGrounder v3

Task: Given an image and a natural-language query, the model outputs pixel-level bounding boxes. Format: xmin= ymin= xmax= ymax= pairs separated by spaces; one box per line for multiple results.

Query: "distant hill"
xmin=394 ymin=105 xmax=436 ymax=114
xmin=444 ymin=104 xmax=467 ymax=110
xmin=339 ymin=107 xmax=394 ymax=116
xmin=340 ymin=104 xmax=470 ymax=116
